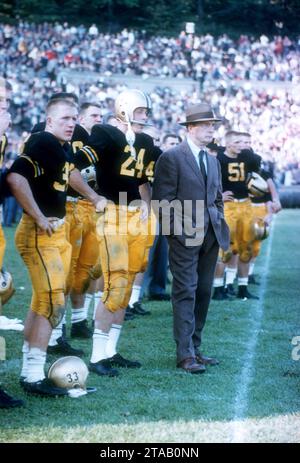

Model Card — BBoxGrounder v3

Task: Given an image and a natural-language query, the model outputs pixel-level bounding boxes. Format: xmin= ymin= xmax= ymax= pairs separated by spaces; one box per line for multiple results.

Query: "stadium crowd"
xmin=1 ymin=22 xmax=300 ymax=82
xmin=1 ymin=23 xmax=299 ymax=183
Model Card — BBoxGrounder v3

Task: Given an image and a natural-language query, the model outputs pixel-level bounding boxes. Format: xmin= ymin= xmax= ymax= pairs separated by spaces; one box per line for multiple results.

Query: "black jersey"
xmin=0 ymin=133 xmax=8 ymax=202
xmin=143 ymin=144 xmax=162 ymax=183
xmin=9 ymin=132 xmax=74 ymax=218
xmin=67 ymin=124 xmax=90 ymax=198
xmin=217 ymin=149 xmax=261 ymax=199
xmin=31 ymin=121 xmax=46 ymax=133
xmin=74 ymin=124 xmax=155 ymax=204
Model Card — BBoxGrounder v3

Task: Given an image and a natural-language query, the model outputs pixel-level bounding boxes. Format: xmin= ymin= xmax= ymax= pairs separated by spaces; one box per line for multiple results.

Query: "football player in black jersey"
xmin=125 ymin=124 xmax=162 ymax=316
xmin=30 ymin=92 xmax=89 ymax=357
xmin=215 ymin=131 xmax=261 ymax=300
xmin=68 ymin=103 xmax=102 ymax=339
xmin=239 ymin=133 xmax=282 ymax=285
xmin=7 ymin=99 xmax=104 ymax=396
xmin=70 ymin=89 xmax=157 ymax=376
xmin=0 ymin=78 xmax=24 ymax=408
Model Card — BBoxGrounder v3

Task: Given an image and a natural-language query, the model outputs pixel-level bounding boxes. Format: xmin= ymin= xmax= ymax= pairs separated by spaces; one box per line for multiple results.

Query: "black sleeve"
xmin=251 ymin=153 xmax=262 ymax=173
xmin=9 ymin=156 xmax=37 ymax=181
xmin=73 ymin=125 xmax=109 ymax=170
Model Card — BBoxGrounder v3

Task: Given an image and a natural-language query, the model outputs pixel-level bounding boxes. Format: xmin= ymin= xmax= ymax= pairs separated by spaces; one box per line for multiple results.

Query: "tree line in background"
xmin=1 ymin=0 xmax=300 ymax=37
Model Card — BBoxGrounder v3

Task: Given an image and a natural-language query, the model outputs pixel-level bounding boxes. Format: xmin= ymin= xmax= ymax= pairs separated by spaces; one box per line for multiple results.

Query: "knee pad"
xmin=102 ymin=271 xmax=128 ymax=312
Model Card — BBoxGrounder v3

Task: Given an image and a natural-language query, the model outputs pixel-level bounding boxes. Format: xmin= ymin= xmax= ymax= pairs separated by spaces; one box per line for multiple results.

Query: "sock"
xmin=225 ymin=267 xmax=237 ymax=286
xmin=48 ymin=317 xmax=64 ymax=346
xmin=93 ymin=291 xmax=103 ymax=320
xmin=129 ymin=285 xmax=141 ymax=307
xmin=90 ymin=329 xmax=109 ymax=363
xmin=238 ymin=277 xmax=248 ymax=286
xmin=20 ymin=340 xmax=29 ymax=379
xmin=26 ymin=347 xmax=46 ymax=383
xmin=213 ymin=278 xmax=224 ymax=288
xmin=71 ymin=308 xmax=86 ymax=324
xmin=84 ymin=293 xmax=93 ymax=317
xmin=106 ymin=324 xmax=122 ymax=358
xmin=249 ymin=262 xmax=255 ymax=276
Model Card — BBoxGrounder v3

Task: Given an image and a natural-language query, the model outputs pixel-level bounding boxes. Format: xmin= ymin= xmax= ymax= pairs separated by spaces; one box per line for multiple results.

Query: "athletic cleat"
xmin=130 ymin=301 xmax=151 ymax=316
xmin=212 ymin=287 xmax=229 ymax=300
xmin=237 ymin=285 xmax=259 ymax=300
xmin=0 ymin=387 xmax=24 ymax=408
xmin=23 ymin=378 xmax=68 ymax=397
xmin=248 ymin=274 xmax=260 ymax=285
xmin=107 ymin=353 xmax=141 ymax=369
xmin=89 ymin=359 xmax=119 ymax=377
xmin=225 ymin=284 xmax=236 ymax=296
xmin=71 ymin=319 xmax=92 ymax=339
xmin=47 ymin=337 xmax=84 ymax=357
xmin=124 ymin=306 xmax=135 ymax=321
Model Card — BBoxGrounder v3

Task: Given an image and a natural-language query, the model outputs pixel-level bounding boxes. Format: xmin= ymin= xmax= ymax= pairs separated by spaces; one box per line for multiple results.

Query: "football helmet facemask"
xmin=115 ymin=89 xmax=152 ymax=126
xmin=247 ymin=172 xmax=269 ymax=197
xmin=48 ymin=356 xmax=89 ymax=390
xmin=81 ymin=166 xmax=96 ymax=184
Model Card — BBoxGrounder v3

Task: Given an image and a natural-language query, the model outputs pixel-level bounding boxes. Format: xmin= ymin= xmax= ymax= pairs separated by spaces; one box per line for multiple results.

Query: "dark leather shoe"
xmin=0 ymin=387 xmax=24 ymax=408
xmin=71 ymin=319 xmax=92 ymax=339
xmin=107 ymin=353 xmax=141 ymax=368
xmin=177 ymin=357 xmax=206 ymax=374
xmin=130 ymin=301 xmax=151 ymax=316
xmin=23 ymin=378 xmax=68 ymax=397
xmin=47 ymin=337 xmax=84 ymax=357
xmin=237 ymin=285 xmax=259 ymax=300
xmin=89 ymin=359 xmax=119 ymax=377
xmin=196 ymin=353 xmax=219 ymax=366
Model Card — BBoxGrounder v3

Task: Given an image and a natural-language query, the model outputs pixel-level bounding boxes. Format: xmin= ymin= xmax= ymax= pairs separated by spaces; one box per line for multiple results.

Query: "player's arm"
xmin=267 ymin=178 xmax=282 ymax=213
xmin=139 ymin=181 xmax=151 ymax=221
xmin=6 ymin=172 xmax=56 ymax=236
xmin=69 ymin=168 xmax=107 ymax=212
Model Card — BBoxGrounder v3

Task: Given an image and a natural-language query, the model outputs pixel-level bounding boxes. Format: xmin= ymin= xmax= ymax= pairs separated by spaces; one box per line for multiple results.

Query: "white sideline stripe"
xmin=230 ymin=216 xmax=276 ymax=443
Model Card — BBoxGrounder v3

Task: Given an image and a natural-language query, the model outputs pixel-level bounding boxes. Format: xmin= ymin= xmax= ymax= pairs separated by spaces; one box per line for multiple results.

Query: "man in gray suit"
xmin=152 ymin=103 xmax=230 ymax=374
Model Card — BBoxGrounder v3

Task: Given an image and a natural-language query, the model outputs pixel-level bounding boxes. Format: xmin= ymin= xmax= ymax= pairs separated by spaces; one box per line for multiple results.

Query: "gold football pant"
xmin=71 ymin=199 xmax=100 ymax=294
xmin=0 ymin=221 xmax=6 ymax=270
xmin=96 ymin=205 xmax=149 ymax=312
xmin=15 ymin=214 xmax=71 ymax=327
xmin=140 ymin=209 xmax=157 ymax=272
xmin=223 ymin=199 xmax=255 ymax=263
xmin=65 ymin=200 xmax=83 ymax=294
xmin=251 ymin=203 xmax=268 ymax=258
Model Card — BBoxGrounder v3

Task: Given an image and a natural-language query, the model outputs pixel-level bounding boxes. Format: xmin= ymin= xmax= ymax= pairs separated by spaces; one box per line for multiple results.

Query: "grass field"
xmin=0 ymin=209 xmax=299 ymax=443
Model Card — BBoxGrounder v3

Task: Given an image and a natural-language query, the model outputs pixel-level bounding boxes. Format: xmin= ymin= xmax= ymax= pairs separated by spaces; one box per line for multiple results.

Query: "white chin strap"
xmin=124 ymin=113 xmax=136 ymax=159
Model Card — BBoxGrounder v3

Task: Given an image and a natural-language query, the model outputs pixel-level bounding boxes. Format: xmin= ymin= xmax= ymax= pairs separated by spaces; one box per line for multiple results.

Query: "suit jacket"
xmin=152 ymin=140 xmax=230 ymax=250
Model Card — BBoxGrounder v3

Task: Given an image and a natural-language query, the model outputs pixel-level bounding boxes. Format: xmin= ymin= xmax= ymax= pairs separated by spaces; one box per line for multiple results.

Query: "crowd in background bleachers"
xmin=2 ymin=22 xmax=300 ymax=187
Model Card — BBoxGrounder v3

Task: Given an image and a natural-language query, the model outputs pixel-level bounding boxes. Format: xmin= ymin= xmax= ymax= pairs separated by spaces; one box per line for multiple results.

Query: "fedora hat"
xmin=179 ymin=103 xmax=222 ymax=126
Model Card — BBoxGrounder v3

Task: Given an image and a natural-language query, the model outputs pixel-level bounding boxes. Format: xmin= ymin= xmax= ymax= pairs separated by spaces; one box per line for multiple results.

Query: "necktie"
xmin=199 ymin=150 xmax=207 ymax=184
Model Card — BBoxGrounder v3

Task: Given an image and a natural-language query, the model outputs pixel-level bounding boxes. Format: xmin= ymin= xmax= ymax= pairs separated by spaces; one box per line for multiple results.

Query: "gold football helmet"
xmin=115 ymin=89 xmax=152 ymax=125
xmin=0 ymin=270 xmax=15 ymax=305
xmin=48 ymin=356 xmax=89 ymax=390
xmin=252 ymin=218 xmax=270 ymax=240
xmin=247 ymin=172 xmax=269 ymax=197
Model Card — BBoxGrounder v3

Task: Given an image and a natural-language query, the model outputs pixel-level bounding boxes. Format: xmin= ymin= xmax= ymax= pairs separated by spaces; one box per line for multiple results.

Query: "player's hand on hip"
xmin=222 ymin=191 xmax=234 ymax=202
xmin=36 ymin=216 xmax=57 ymax=237
xmin=140 ymin=201 xmax=149 ymax=222
xmin=93 ymin=195 xmax=108 ymax=213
